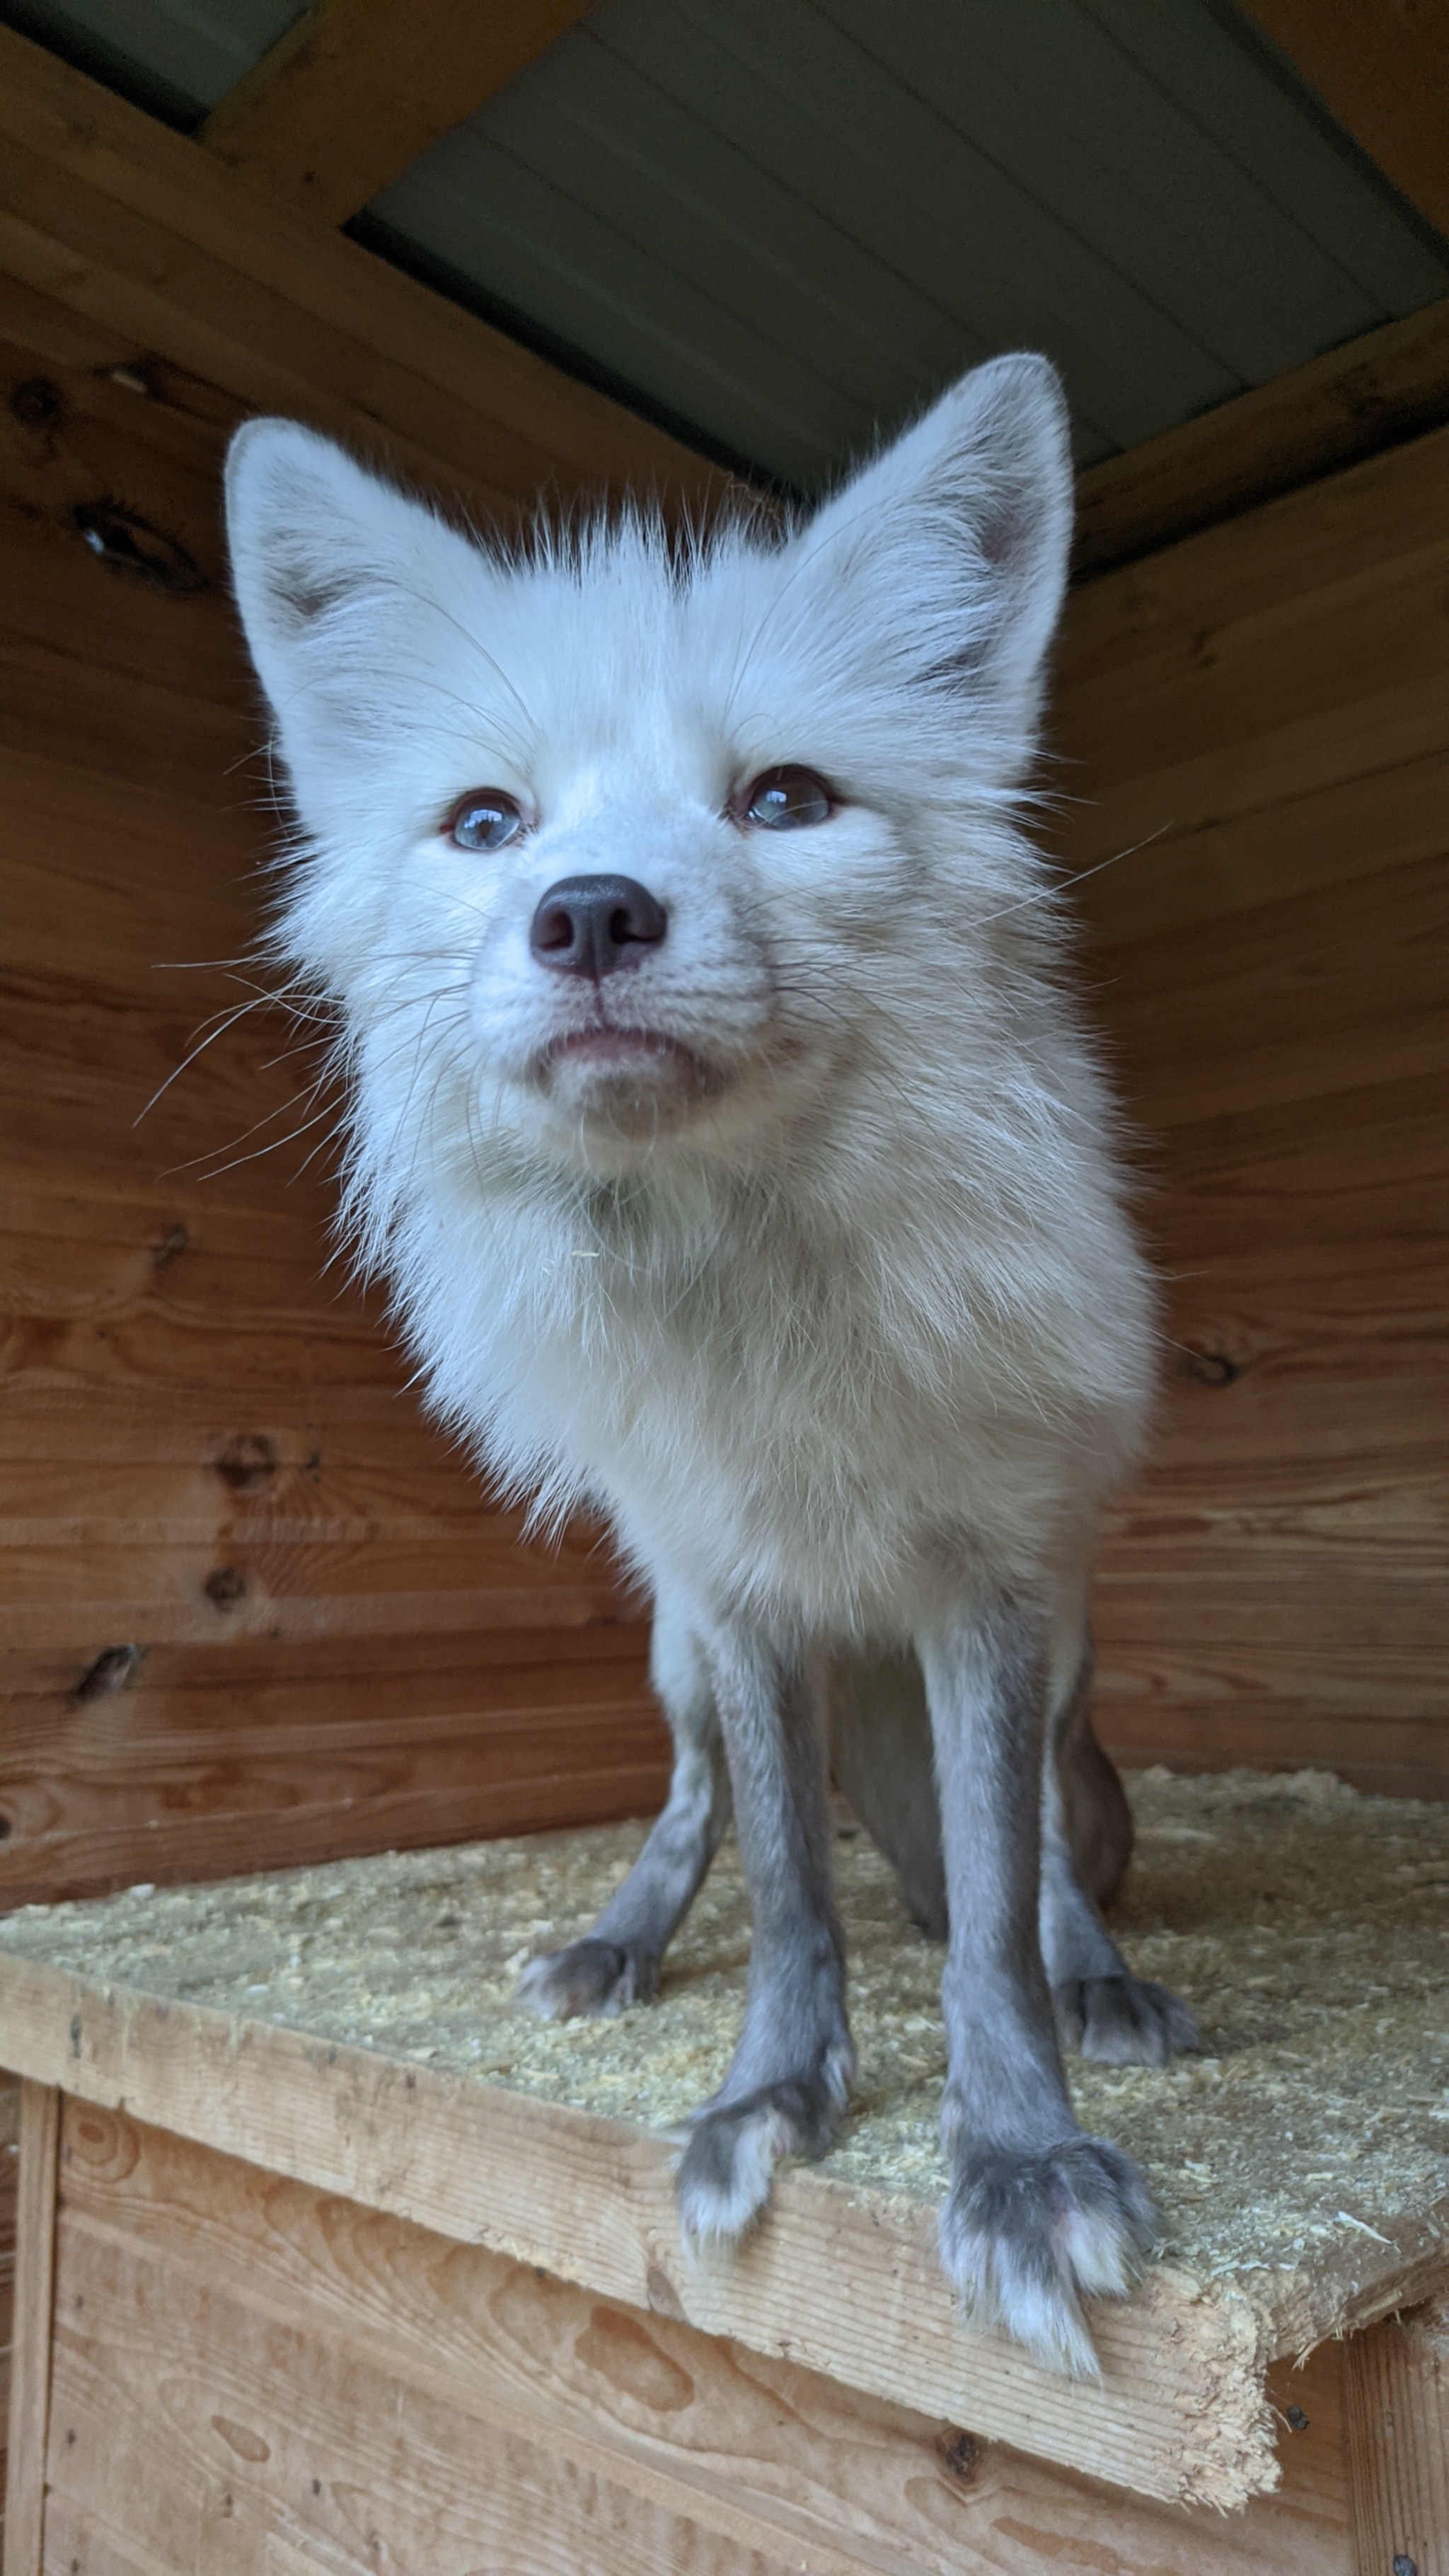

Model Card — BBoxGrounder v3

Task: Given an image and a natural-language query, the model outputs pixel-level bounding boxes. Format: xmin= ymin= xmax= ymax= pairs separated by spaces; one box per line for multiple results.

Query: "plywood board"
xmin=1 ymin=2082 xmax=58 ymax=2576
xmin=42 ymin=2102 xmax=1359 ymax=2575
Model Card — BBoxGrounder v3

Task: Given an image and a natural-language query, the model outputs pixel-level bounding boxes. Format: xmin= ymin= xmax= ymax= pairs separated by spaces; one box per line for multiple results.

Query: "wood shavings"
xmin=1 ymin=1766 xmax=1445 ymax=2298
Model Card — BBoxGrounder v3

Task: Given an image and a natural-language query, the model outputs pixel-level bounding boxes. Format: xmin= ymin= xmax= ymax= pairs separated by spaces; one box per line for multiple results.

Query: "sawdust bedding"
xmin=1 ymin=1767 xmax=1445 ymax=2287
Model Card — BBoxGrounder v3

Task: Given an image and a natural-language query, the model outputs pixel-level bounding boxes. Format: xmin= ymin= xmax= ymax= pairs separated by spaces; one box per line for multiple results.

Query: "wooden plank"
xmin=1240 ymin=1 xmax=1449 ymax=238
xmin=43 ymin=2105 xmax=1356 ymax=2576
xmin=1053 ymin=413 xmax=1449 ymax=1797
xmin=0 ymin=1723 xmax=669 ymax=1910
xmin=0 ymin=2079 xmax=17 ymax=2560
xmin=0 ymin=27 xmax=723 ymax=516
xmin=4 ymin=0 xmax=1443 ymax=582
xmin=47 ymin=2226 xmax=843 ymax=2576
xmin=1341 ymin=2294 xmax=1449 ymax=2576
xmin=2 ymin=2081 xmax=58 ymax=2576
xmin=0 ymin=285 xmax=656 ymax=1902
xmin=0 ymin=1947 xmax=1434 ymax=2512
xmin=200 ymin=0 xmax=595 ymax=227
xmin=1066 ymin=749 xmax=1449 ymax=950
xmin=1073 ymin=296 xmax=1449 ymax=577
xmin=1058 ymin=533 xmax=1449 ymax=806
xmin=1063 ymin=421 xmax=1449 ymax=694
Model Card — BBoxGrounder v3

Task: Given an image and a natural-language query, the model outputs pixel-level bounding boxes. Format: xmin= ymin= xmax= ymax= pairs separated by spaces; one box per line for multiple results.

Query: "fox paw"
xmin=516 ymin=1936 xmax=657 ymax=2021
xmin=674 ymin=2049 xmax=853 ymax=2244
xmin=1055 ymin=1972 xmax=1200 ymax=2067
xmin=939 ymin=2131 xmax=1159 ymax=2377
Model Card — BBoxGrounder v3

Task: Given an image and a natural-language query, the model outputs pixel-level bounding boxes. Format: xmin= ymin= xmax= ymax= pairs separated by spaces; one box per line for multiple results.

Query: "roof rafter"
xmin=1240 ymin=0 xmax=1449 ymax=238
xmin=200 ymin=0 xmax=594 ymax=227
xmin=1073 ymin=294 xmax=1449 ymax=577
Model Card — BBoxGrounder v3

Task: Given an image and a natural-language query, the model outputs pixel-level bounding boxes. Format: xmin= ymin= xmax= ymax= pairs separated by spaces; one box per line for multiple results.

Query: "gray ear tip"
xmin=224 ymin=415 xmax=293 ymax=519
xmin=224 ymin=416 xmax=336 ymax=515
xmin=977 ymin=350 xmax=1069 ymax=431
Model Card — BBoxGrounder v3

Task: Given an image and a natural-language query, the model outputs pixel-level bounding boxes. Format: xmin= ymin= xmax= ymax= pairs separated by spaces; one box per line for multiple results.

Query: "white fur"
xmin=225 ymin=355 xmax=1153 ymax=1649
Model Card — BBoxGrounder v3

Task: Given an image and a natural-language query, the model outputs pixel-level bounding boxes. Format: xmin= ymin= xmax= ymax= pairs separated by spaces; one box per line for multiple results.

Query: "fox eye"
xmin=741 ymin=766 xmax=833 ymax=829
xmin=446 ymin=788 xmax=524 ymax=852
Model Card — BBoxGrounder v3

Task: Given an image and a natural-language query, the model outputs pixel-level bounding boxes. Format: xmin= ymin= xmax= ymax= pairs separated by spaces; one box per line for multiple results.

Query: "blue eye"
xmin=446 ymin=789 xmax=524 ymax=852
xmin=741 ymin=766 xmax=833 ymax=828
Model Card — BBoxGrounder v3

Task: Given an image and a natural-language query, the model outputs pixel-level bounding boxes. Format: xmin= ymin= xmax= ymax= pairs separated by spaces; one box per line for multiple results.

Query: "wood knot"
xmin=11 ymin=375 xmax=63 ymax=429
xmin=151 ymin=1223 xmax=188 ymax=1269
xmin=216 ymin=1433 xmax=277 ymax=1494
xmin=74 ymin=1644 xmax=142 ymax=1702
xmin=1179 ymin=1346 xmax=1239 ymax=1388
xmin=577 ymin=2306 xmax=694 ymax=2411
xmin=211 ymin=2415 xmax=270 ymax=2465
xmin=204 ymin=1566 xmax=246 ymax=1609
xmin=73 ymin=497 xmax=207 ymax=594
xmin=645 ymin=2262 xmax=686 ymax=2321
xmin=936 ymin=2427 xmax=981 ymax=2488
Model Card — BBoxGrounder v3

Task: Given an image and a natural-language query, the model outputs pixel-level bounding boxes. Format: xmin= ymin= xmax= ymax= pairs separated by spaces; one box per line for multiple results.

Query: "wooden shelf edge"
xmin=0 ymin=1943 xmax=1371 ymax=2512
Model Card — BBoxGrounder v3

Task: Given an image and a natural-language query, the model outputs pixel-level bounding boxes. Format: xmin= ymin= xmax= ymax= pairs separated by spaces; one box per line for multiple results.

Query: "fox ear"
xmin=224 ymin=418 xmax=472 ymax=790
xmin=795 ymin=353 xmax=1074 ymax=757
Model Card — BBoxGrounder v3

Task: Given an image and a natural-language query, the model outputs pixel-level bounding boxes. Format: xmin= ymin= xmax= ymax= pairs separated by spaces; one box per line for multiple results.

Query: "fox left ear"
xmin=796 ymin=353 xmax=1074 ymax=756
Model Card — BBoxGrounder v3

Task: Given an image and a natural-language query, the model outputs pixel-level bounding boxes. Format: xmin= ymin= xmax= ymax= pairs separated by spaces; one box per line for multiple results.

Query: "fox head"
xmin=226 ymin=356 xmax=1073 ymax=1192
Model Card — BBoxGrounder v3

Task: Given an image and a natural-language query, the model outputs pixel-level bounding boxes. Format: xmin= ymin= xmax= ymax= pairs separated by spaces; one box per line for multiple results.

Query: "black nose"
xmin=529 ymin=874 xmax=667 ymax=979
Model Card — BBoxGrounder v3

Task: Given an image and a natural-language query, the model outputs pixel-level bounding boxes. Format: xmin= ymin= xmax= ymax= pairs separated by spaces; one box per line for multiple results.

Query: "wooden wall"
xmin=1063 ymin=422 xmax=1449 ymax=1799
xmin=0 ymin=284 xmax=678 ymax=1914
xmin=0 ymin=22 xmax=1445 ymax=1951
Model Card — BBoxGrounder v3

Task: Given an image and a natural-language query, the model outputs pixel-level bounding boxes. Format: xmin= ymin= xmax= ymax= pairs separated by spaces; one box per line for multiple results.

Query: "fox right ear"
xmin=226 ymin=419 xmax=403 ymax=665
xmin=224 ymin=419 xmax=476 ymax=785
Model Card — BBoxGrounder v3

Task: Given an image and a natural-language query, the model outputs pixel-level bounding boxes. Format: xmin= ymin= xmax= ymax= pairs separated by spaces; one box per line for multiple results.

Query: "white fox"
xmin=226 ymin=353 xmax=1196 ymax=2376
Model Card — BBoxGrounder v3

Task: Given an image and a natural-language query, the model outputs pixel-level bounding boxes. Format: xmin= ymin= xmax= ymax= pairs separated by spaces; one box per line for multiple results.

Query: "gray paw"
xmin=1055 ymin=1972 xmax=1200 ymax=2067
xmin=675 ymin=2049 xmax=853 ymax=2244
xmin=515 ymin=1936 xmax=657 ymax=2021
xmin=939 ymin=2131 xmax=1160 ymax=2378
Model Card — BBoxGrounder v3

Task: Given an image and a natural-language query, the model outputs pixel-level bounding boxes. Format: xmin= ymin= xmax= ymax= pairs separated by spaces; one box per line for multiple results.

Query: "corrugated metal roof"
xmin=4 ymin=0 xmax=305 ymax=118
xmin=8 ymin=0 xmax=1448 ymax=485
xmin=367 ymin=0 xmax=1449 ymax=483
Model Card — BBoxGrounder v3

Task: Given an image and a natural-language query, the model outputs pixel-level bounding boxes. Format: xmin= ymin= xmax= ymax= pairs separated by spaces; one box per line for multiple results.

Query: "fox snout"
xmin=529 ymin=874 xmax=668 ymax=980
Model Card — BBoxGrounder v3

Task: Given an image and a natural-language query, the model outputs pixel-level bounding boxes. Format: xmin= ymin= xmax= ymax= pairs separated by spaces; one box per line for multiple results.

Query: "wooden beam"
xmin=1342 ymin=2294 xmax=1449 ymax=2576
xmin=200 ymin=0 xmax=594 ymax=226
xmin=1073 ymin=294 xmax=1449 ymax=579
xmin=1240 ymin=0 xmax=1449 ymax=238
xmin=7 ymin=21 xmax=1445 ymax=586
xmin=0 ymin=25 xmax=723 ymax=521
xmin=1 ymin=2083 xmax=59 ymax=2576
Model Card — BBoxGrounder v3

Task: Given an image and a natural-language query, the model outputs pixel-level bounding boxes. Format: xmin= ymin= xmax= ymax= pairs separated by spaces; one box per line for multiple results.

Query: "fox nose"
xmin=529 ymin=874 xmax=667 ymax=979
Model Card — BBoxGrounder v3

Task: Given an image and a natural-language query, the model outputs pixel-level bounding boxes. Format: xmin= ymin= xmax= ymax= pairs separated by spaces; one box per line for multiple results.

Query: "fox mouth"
xmin=533 ymin=1021 xmax=724 ymax=1115
xmin=541 ymin=1022 xmax=715 ymax=1078
xmin=547 ymin=1026 xmax=689 ymax=1068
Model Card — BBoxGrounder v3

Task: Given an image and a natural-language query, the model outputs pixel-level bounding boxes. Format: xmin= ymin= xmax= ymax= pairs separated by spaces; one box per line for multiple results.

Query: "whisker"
xmin=134 ymin=990 xmax=281 ymax=1125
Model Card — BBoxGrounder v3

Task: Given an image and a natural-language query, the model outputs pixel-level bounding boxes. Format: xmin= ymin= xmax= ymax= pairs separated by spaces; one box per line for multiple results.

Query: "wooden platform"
xmin=1 ymin=1769 xmax=1446 ymax=2573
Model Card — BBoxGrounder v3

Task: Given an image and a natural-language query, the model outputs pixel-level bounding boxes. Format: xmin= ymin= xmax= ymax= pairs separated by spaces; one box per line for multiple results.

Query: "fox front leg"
xmin=674 ymin=1626 xmax=854 ymax=2241
xmin=920 ymin=1591 xmax=1158 ymax=2376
